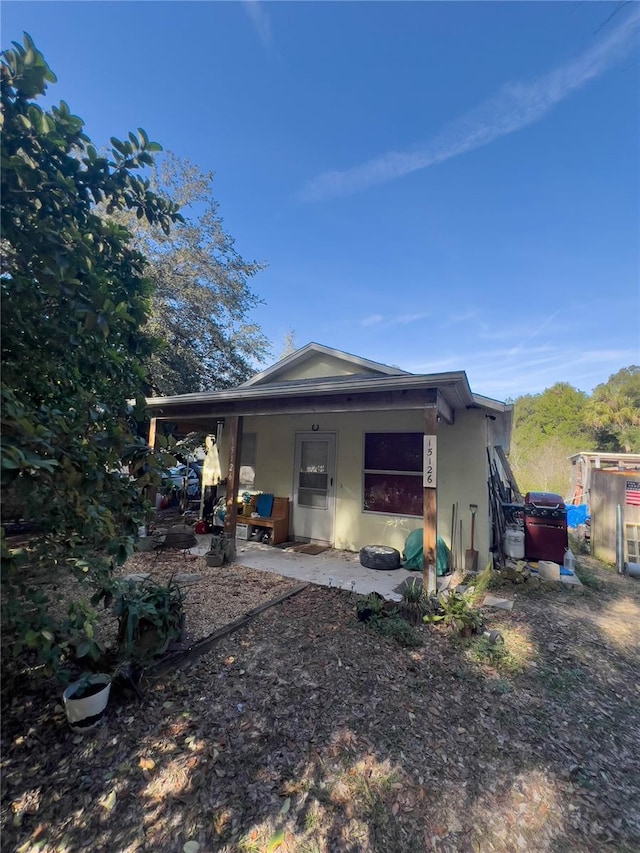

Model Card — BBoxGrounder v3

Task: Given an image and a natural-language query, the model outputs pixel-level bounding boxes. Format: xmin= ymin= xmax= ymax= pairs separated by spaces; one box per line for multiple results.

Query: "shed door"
xmin=292 ymin=433 xmax=336 ymax=545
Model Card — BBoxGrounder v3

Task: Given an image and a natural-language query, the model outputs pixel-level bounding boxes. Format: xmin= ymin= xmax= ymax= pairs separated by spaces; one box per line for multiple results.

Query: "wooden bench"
xmin=240 ymin=497 xmax=290 ymax=546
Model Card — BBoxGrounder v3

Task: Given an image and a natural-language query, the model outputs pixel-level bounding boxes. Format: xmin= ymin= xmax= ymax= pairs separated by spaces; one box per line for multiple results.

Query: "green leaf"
xmin=279 ymin=797 xmax=291 ymax=815
xmin=267 ymin=830 xmax=284 ymax=851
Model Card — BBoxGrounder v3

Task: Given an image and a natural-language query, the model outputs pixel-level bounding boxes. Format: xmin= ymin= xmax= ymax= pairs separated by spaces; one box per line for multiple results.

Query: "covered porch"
xmin=148 ymin=374 xmax=475 ymax=594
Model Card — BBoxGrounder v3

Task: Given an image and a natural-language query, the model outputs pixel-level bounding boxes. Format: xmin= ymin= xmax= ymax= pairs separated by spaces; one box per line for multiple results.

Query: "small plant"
xmin=356 ymin=592 xmax=422 ymax=647
xmin=402 ymin=578 xmax=423 ymax=604
xmin=424 ymin=567 xmax=490 ymax=636
xmin=356 ymin=592 xmax=385 ymax=622
xmin=369 ymin=613 xmax=422 ymax=647
xmin=111 ymin=576 xmax=185 ymax=660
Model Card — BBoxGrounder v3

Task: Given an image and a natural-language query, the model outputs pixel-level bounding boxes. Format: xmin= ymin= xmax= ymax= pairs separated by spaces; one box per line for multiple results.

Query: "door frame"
xmin=292 ymin=431 xmax=337 ymax=545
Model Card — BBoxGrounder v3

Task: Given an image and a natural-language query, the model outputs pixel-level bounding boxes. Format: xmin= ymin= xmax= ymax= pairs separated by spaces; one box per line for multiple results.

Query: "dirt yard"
xmin=1 ymin=555 xmax=639 ymax=852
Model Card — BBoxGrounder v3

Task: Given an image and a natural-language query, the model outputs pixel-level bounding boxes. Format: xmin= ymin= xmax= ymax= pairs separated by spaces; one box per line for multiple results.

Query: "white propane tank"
xmin=503 ymin=527 xmax=525 ymax=559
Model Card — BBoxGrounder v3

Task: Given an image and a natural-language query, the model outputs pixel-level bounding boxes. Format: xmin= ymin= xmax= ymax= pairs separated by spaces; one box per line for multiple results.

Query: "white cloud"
xmin=361 ymin=311 xmax=431 ymax=328
xmin=243 ymin=0 xmax=274 ymax=51
xmin=361 ymin=313 xmax=384 ymax=326
xmin=299 ymin=10 xmax=639 ymax=202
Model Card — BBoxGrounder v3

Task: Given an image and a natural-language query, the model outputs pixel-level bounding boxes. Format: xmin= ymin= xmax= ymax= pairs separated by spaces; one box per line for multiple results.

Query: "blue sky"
xmin=3 ymin=1 xmax=639 ymax=399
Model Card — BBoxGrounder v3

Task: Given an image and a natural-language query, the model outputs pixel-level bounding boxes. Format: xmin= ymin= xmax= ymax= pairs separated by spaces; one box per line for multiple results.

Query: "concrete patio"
xmin=191 ymin=535 xmax=435 ymax=600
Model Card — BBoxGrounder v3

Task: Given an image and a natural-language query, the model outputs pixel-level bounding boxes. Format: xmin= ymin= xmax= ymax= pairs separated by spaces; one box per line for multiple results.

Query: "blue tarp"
xmin=566 ymin=504 xmax=588 ymax=528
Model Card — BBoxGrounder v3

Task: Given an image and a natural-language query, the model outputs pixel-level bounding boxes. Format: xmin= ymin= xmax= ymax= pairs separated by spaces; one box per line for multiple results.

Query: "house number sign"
xmin=423 ymin=435 xmax=437 ymax=488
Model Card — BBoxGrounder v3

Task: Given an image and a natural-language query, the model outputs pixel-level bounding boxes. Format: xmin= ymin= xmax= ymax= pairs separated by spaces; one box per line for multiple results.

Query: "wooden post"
xmin=147 ymin=417 xmax=157 ymax=449
xmin=224 ymin=416 xmax=243 ymax=541
xmin=423 ymin=403 xmax=438 ymax=595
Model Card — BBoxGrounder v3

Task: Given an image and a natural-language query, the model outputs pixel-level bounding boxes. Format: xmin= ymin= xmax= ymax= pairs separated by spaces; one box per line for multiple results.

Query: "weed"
xmin=401 ymin=577 xmax=423 ymax=604
xmin=356 ymin=593 xmax=423 ymax=646
xmin=370 ymin=613 xmax=423 ymax=647
xmin=568 ymin=532 xmax=590 ymax=556
xmin=574 ymin=562 xmax=604 ymax=590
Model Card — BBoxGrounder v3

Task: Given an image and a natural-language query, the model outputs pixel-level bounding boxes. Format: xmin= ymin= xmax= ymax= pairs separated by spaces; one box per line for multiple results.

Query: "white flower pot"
xmin=63 ymin=674 xmax=111 ymax=732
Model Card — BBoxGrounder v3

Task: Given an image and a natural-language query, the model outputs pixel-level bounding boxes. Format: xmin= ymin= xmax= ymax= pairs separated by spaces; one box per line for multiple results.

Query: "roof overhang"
xmin=147 ymin=371 xmax=476 ymax=429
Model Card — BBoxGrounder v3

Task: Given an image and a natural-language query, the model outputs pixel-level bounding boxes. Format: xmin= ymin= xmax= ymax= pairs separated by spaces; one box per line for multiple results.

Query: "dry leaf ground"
xmin=2 ymin=554 xmax=639 ymax=852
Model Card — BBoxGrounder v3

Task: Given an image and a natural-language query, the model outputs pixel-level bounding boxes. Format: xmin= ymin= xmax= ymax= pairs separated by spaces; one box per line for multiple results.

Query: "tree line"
xmin=509 ymin=366 xmax=640 ymax=498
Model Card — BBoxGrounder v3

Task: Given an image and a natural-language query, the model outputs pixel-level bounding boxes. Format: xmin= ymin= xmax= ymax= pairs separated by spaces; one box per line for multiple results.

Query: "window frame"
xmin=362 ymin=431 xmax=424 ymax=518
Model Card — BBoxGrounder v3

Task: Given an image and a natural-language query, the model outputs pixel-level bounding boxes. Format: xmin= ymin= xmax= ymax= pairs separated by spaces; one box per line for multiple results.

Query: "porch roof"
xmin=146 ymin=370 xmax=511 ymax=432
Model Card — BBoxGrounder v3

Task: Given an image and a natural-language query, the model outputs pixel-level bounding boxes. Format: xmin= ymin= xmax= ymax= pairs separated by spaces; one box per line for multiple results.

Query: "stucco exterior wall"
xmin=273 ymin=355 xmax=380 ymax=382
xmin=216 ymin=408 xmax=491 ymax=565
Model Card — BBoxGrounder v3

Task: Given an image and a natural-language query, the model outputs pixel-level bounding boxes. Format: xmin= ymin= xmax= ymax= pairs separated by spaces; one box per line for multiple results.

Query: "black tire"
xmin=359 ymin=545 xmax=401 ymax=570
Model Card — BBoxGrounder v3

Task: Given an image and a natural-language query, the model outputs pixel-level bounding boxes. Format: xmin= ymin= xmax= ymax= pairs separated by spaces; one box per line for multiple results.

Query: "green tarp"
xmin=402 ymin=529 xmax=450 ymax=575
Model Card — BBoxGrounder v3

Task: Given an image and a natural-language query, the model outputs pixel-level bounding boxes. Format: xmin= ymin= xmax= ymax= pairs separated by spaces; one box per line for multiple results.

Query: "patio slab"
xmin=190 ymin=535 xmax=445 ymax=600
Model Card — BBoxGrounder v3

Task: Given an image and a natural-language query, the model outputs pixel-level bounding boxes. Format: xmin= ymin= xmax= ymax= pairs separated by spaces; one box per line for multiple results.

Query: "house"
xmin=146 ymin=343 xmax=514 ymax=589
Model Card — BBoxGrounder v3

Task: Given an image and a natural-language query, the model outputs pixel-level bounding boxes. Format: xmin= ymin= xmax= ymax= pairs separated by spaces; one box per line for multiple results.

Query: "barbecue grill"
xmin=523 ymin=491 xmax=568 ymax=563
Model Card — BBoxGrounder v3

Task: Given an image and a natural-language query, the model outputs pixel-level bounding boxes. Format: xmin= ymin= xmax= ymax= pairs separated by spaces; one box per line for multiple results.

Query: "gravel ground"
xmin=1 ymin=555 xmax=639 ymax=853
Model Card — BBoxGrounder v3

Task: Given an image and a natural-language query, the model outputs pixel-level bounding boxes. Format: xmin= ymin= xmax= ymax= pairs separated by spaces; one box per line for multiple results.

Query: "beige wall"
xmin=274 ymin=354 xmax=380 ymax=382
xmin=215 ymin=408 xmax=492 ymax=565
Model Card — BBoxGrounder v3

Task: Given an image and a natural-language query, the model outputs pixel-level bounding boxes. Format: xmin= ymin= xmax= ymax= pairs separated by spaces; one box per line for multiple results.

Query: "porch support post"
xmin=147 ymin=417 xmax=157 ymax=449
xmin=223 ymin=416 xmax=243 ymax=557
xmin=423 ymin=399 xmax=438 ymax=595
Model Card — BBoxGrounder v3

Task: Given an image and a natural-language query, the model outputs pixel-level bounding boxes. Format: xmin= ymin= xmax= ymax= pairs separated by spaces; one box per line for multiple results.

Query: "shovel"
xmin=465 ymin=504 xmax=479 ymax=572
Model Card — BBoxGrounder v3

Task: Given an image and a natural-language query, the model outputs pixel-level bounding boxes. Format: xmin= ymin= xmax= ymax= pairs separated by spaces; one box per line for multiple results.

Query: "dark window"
xmin=363 ymin=433 xmax=423 ymax=517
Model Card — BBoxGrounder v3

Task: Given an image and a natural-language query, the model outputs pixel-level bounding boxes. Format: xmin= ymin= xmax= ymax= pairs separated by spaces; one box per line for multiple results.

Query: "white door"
xmin=292 ymin=433 xmax=336 ymax=545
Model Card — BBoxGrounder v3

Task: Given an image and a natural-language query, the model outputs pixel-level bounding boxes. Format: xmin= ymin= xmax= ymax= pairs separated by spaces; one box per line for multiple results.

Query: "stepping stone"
xmin=174 ymin=573 xmax=202 ymax=585
xmin=482 ymin=594 xmax=514 ymax=611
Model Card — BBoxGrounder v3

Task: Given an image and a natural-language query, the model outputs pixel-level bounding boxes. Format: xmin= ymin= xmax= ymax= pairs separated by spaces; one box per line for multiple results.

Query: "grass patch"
xmin=463 ymin=625 xmax=534 ymax=675
xmin=369 ymin=613 xmax=423 ymax=647
xmin=574 ymin=561 xmax=604 ymax=590
xmin=538 ymin=664 xmax=586 ymax=697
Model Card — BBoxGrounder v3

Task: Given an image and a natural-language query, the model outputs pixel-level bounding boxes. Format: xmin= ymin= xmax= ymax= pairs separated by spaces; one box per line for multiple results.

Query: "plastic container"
xmin=236 ymin=523 xmax=249 ymax=540
xmin=503 ymin=527 xmax=525 ymax=559
xmin=538 ymin=560 xmax=560 ymax=581
xmin=563 ymin=548 xmax=575 ymax=574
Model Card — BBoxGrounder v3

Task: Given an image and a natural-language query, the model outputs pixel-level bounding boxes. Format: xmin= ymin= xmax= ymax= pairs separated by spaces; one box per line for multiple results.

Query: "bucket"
xmin=503 ymin=527 xmax=525 ymax=559
xmin=538 ymin=560 xmax=560 ymax=581
xmin=63 ymin=674 xmax=111 ymax=732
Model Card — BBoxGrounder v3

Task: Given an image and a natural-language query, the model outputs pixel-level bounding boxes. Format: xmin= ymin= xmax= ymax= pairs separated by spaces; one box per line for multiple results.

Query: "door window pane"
xmin=298 ymin=440 xmax=329 ymax=509
xmin=298 ymin=488 xmax=328 ymax=509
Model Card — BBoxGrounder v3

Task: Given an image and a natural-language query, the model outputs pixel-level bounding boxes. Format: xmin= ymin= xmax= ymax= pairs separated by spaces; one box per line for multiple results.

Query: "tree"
xmin=279 ymin=328 xmax=298 ymax=359
xmin=509 ymin=383 xmax=592 ymax=497
xmin=1 ymin=34 xmax=181 ymax=674
xmin=586 ymin=366 xmax=640 ymax=452
xmin=112 ymin=153 xmax=270 ymax=395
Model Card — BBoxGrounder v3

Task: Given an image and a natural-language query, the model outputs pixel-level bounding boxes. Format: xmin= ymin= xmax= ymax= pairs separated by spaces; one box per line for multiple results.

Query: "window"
xmin=239 ymin=433 xmax=256 ymax=488
xmin=363 ymin=432 xmax=423 ymax=516
xmin=626 ymin=523 xmax=640 ymax=565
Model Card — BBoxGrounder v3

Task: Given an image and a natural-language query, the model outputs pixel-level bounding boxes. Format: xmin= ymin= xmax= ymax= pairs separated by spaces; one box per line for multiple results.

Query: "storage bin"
xmin=236 ymin=523 xmax=249 ymax=540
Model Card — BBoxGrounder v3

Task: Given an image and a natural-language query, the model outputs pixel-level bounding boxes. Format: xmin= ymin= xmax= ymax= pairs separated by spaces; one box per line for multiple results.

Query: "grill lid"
xmin=524 ymin=492 xmax=564 ymax=508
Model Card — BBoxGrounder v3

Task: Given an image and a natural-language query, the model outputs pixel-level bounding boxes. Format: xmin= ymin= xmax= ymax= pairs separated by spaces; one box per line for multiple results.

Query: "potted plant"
xmin=112 ymin=576 xmax=185 ymax=659
xmin=62 ymin=672 xmax=112 ymax=732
